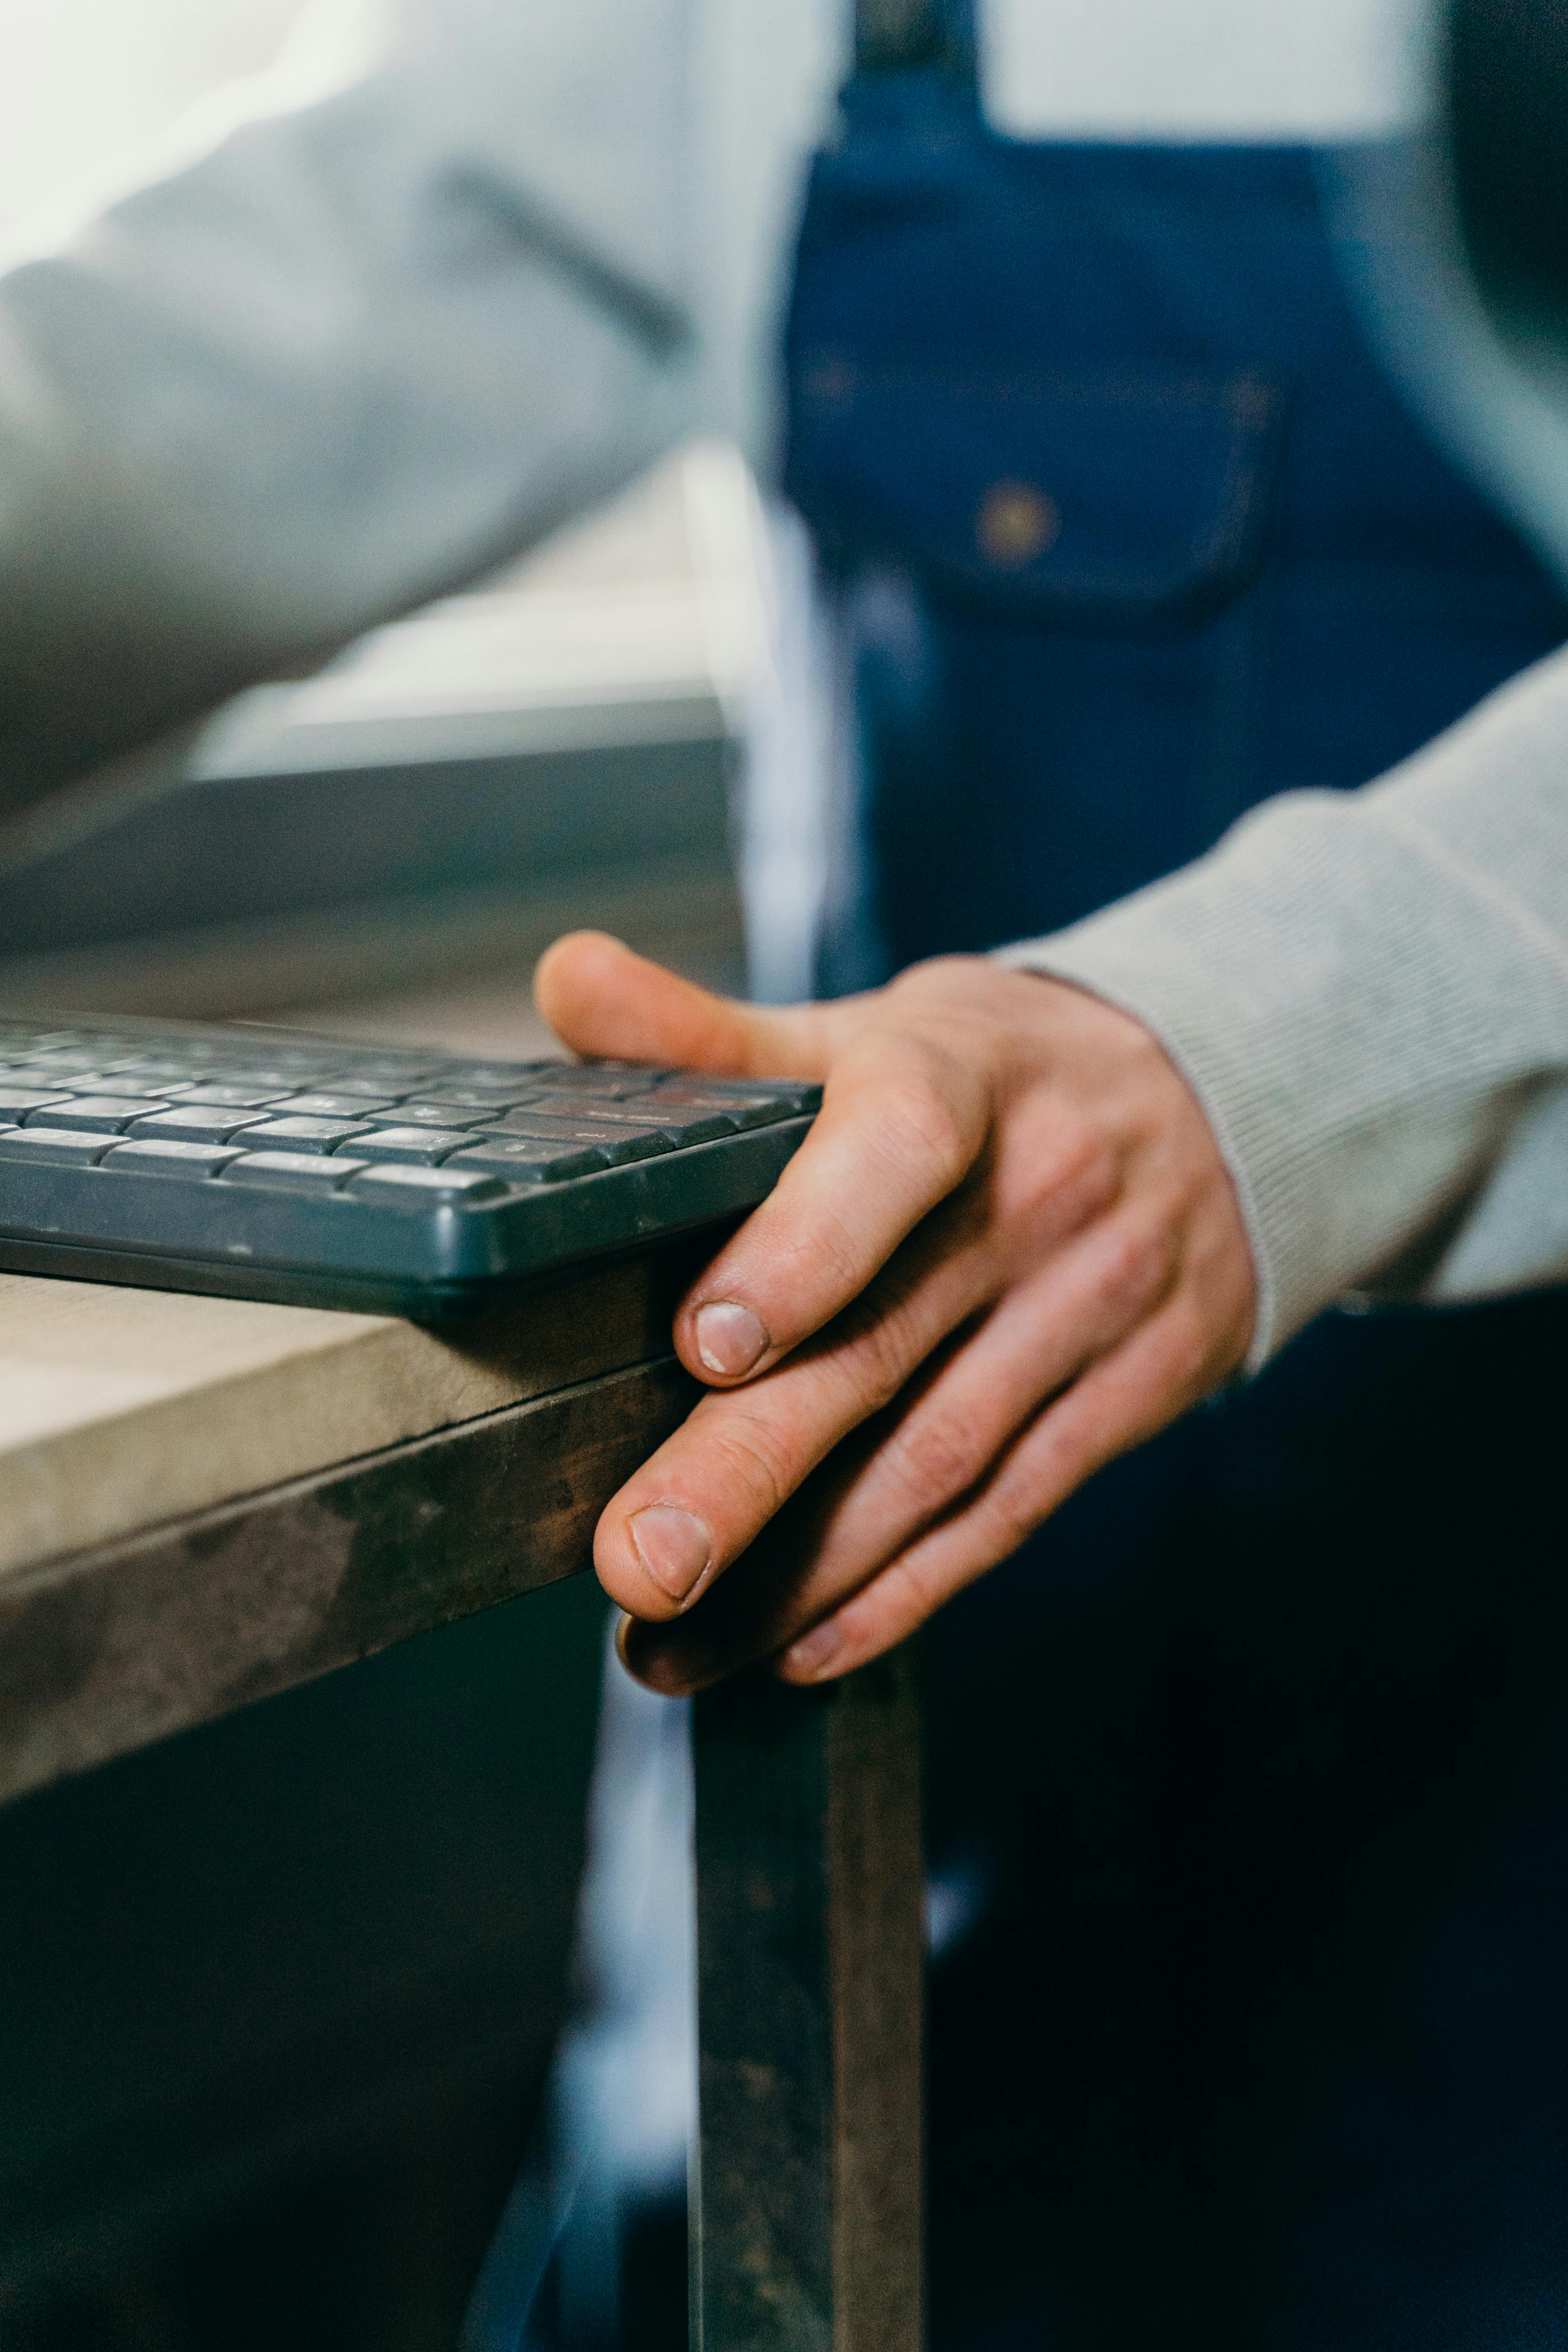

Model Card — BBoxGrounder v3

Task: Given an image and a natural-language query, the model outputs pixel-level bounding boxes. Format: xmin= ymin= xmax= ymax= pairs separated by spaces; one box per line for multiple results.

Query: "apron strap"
xmin=854 ymin=0 xmax=976 ymax=81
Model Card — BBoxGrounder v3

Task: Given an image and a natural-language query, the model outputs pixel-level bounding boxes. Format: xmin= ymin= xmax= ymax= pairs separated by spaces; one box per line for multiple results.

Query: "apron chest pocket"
xmin=787 ymin=357 xmax=1286 ymax=632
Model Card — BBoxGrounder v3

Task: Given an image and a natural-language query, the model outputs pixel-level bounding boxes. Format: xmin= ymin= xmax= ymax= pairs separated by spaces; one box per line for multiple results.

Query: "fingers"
xmin=539 ymin=936 xmax=1006 ymax=1395
xmin=611 ymin=1198 xmax=1184 ymax=1685
xmin=593 ymin=1182 xmax=1004 ymax=1622
xmin=774 ymin=1287 xmax=1229 ymax=1683
xmin=534 ymin=931 xmax=830 ymax=1074
xmin=667 ymin=1022 xmax=1000 ymax=1402
xmin=622 ymin=1286 xmax=1218 ymax=1694
xmin=801 ymin=1197 xmax=1176 ymax=1578
xmin=616 ymin=1425 xmax=882 ymax=1693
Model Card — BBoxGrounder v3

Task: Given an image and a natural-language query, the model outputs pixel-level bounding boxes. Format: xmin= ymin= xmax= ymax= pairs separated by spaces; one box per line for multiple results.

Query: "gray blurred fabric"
xmin=0 ymin=0 xmax=841 ymax=805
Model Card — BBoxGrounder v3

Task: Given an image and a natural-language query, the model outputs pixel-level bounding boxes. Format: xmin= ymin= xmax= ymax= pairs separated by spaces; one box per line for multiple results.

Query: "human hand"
xmin=534 ymin=931 xmax=1257 ymax=1691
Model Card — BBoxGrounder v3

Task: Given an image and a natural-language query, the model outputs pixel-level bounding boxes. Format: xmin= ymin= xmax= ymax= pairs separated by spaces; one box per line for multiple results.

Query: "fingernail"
xmin=694 ymin=1300 xmax=768 ymax=1378
xmin=615 ymin=1615 xmax=693 ymax=1694
xmin=628 ymin=1505 xmax=713 ymax=1604
xmin=783 ymin=1617 xmax=844 ymax=1680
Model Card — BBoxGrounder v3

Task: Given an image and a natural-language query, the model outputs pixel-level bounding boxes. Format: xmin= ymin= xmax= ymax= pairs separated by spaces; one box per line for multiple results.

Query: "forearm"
xmin=998 ymin=645 xmax=1568 ymax=1362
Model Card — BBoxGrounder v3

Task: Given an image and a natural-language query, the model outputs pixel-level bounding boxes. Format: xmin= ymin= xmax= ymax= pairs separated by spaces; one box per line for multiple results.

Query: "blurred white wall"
xmin=0 ymin=1 xmax=1448 ymax=243
xmin=983 ymin=0 xmax=1438 ymax=140
xmin=0 ymin=0 xmax=308 ymax=230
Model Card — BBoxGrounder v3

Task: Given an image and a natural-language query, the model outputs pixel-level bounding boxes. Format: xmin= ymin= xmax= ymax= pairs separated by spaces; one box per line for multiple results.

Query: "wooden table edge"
xmin=0 ymin=1350 xmax=700 ymax=1809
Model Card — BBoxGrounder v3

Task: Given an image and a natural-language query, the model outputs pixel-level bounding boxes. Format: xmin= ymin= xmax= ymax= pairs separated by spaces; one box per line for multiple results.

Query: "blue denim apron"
xmin=784 ymin=20 xmax=1568 ymax=2350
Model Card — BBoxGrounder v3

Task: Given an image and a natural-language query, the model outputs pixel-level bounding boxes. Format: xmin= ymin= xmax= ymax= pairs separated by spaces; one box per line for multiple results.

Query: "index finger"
xmin=535 ymin=930 xmax=993 ymax=1384
xmin=673 ymin=1024 xmax=992 ymax=1385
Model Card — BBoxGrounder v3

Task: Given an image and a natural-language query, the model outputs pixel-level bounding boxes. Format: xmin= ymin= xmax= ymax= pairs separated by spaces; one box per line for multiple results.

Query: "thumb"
xmin=533 ymin=932 xmax=832 ymax=1077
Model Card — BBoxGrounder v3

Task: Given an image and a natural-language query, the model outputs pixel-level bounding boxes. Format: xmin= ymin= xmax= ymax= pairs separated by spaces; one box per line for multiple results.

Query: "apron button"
xmin=976 ymin=479 xmax=1059 ymax=568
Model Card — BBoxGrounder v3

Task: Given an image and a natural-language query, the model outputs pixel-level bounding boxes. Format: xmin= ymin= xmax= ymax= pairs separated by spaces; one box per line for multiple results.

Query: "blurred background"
xmin=0 ymin=0 xmax=789 ymax=1062
xmin=0 ymin=0 xmax=306 ymax=229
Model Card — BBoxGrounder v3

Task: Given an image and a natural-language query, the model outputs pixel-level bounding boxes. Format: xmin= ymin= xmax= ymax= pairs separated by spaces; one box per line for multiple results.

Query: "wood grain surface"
xmin=0 ymin=1236 xmax=715 ymax=1581
xmin=0 ymin=1351 xmax=700 ymax=1807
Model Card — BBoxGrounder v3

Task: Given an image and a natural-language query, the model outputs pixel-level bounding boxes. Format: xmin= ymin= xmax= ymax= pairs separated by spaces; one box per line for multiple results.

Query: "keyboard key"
xmin=221 ymin=1049 xmax=340 ymax=1072
xmin=321 ymin=1076 xmax=428 ymax=1100
xmin=332 ymin=1051 xmax=441 ymax=1071
xmin=757 ymin=1082 xmax=822 ymax=1114
xmin=238 ymin=1116 xmax=376 ymax=1154
xmin=367 ymin=1102 xmax=495 ymax=1128
xmin=439 ymin=1073 xmax=585 ymax=1096
xmin=98 ymin=1061 xmax=201 ymax=1085
xmin=341 ymin=1126 xmax=477 ymax=1164
xmin=445 ymin=1138 xmax=608 ymax=1183
xmin=649 ymin=1085 xmax=806 ymax=1127
xmin=0 ymin=1128 xmax=123 ymax=1165
xmin=526 ymin=1068 xmax=665 ymax=1101
xmin=354 ymin=1068 xmax=447 ymax=1085
xmin=173 ymin=1084 xmax=295 ymax=1109
xmin=345 ymin=1165 xmax=507 ymax=1203
xmin=648 ymin=1111 xmax=743 ymax=1145
xmin=662 ymin=1078 xmax=822 ymax=1114
xmin=7 ymin=1068 xmax=122 ymax=1093
xmin=69 ymin=1074 xmax=193 ymax=1100
xmin=0 ymin=1087 xmax=73 ymax=1117
xmin=222 ymin=1152 xmax=368 ymax=1191
xmin=103 ymin=1140 xmax=247 ymax=1176
xmin=128 ymin=1107 xmax=274 ymax=1145
xmin=23 ymin=1096 xmax=167 ymax=1132
xmin=129 ymin=1037 xmax=228 ymax=1059
xmin=543 ymin=1100 xmax=738 ymax=1145
xmin=196 ymin=1065 xmax=344 ymax=1091
xmin=409 ymin=1089 xmax=540 ymax=1111
xmin=485 ymin=1115 xmax=673 ymax=1166
xmin=275 ymin=1093 xmax=401 ymax=1119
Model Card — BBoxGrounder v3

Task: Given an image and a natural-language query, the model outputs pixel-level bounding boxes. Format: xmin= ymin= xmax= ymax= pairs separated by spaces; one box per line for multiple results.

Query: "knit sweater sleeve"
xmin=995 ymin=644 xmax=1568 ymax=1368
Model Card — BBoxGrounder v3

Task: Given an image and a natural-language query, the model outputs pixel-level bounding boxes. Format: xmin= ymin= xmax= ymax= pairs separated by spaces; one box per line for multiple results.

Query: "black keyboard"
xmin=0 ymin=1015 xmax=819 ymax=1316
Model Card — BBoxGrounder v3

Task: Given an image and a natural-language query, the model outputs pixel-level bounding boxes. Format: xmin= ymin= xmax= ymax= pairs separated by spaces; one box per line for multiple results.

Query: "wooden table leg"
xmin=692 ymin=1646 xmax=923 ymax=2352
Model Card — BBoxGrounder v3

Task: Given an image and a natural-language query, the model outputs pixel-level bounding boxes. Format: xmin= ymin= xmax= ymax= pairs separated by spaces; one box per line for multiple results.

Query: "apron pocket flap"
xmin=786 ymin=358 xmax=1285 ymax=628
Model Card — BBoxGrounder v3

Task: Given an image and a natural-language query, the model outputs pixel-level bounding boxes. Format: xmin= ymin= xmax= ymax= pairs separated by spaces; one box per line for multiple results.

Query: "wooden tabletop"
xmin=0 ymin=1241 xmax=710 ymax=1808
